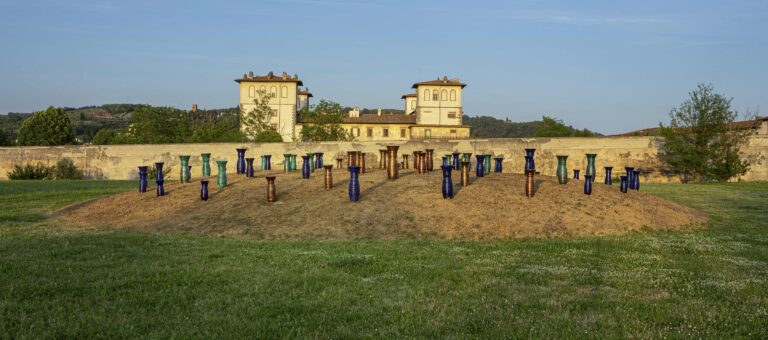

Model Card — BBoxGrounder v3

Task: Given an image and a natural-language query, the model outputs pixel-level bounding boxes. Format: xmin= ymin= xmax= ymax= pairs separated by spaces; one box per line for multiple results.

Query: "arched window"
xmin=424 ymin=90 xmax=430 ymax=101
xmin=432 ymin=90 xmax=439 ymax=101
xmin=270 ymin=86 xmax=277 ymax=97
xmin=281 ymin=86 xmax=288 ymax=98
xmin=441 ymin=90 xmax=447 ymax=101
xmin=248 ymin=86 xmax=255 ymax=98
xmin=260 ymin=86 xmax=266 ymax=96
xmin=450 ymin=90 xmax=456 ymax=101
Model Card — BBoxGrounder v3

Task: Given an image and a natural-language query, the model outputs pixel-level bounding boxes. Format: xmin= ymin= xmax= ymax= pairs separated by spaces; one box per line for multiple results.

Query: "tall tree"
xmin=17 ymin=106 xmax=76 ymax=146
xmin=535 ymin=116 xmax=596 ymax=137
xmin=0 ymin=129 xmax=10 ymax=146
xmin=299 ymin=100 xmax=352 ymax=142
xmin=659 ymin=83 xmax=755 ymax=182
xmin=240 ymin=88 xmax=279 ymax=139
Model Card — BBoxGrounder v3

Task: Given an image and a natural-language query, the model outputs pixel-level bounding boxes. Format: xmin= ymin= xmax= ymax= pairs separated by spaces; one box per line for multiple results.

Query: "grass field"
xmin=1 ymin=180 xmax=767 ymax=338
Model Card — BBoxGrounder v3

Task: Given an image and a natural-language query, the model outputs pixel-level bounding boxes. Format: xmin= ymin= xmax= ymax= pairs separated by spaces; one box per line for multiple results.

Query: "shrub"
xmin=92 ymin=129 xmax=118 ymax=145
xmin=8 ymin=163 xmax=54 ymax=180
xmin=253 ymin=129 xmax=283 ymax=143
xmin=54 ymin=158 xmax=84 ymax=179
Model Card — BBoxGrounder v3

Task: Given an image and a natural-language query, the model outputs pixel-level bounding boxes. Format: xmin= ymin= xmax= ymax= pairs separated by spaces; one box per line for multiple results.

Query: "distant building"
xmin=236 ymin=71 xmax=470 ymax=141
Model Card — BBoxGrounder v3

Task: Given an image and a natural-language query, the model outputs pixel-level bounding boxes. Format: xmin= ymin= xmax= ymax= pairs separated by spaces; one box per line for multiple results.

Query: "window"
xmin=450 ymin=129 xmax=457 ymax=137
xmin=425 ymin=129 xmax=432 ymax=138
xmin=400 ymin=128 xmax=406 ymax=138
xmin=450 ymin=90 xmax=456 ymax=101
xmin=271 ymin=109 xmax=278 ymax=117
xmin=352 ymin=127 xmax=360 ymax=137
xmin=432 ymin=90 xmax=439 ymax=101
xmin=448 ymin=112 xmax=457 ymax=119
xmin=248 ymin=86 xmax=255 ymax=98
xmin=270 ymin=86 xmax=277 ymax=97
xmin=260 ymin=86 xmax=266 ymax=94
xmin=367 ymin=128 xmax=373 ymax=137
xmin=441 ymin=90 xmax=447 ymax=101
xmin=383 ymin=128 xmax=389 ymax=137
xmin=424 ymin=90 xmax=430 ymax=101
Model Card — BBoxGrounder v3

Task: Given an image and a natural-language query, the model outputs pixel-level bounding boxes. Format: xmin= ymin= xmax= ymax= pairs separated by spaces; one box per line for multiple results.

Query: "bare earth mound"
xmin=56 ymin=169 xmax=707 ymax=240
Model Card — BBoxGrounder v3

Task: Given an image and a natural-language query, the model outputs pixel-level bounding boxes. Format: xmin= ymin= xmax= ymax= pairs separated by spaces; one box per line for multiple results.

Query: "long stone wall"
xmin=0 ymin=136 xmax=766 ymax=182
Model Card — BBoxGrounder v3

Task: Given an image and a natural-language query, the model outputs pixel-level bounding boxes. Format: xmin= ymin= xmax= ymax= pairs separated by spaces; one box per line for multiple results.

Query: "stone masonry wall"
xmin=0 ymin=136 xmax=765 ymax=182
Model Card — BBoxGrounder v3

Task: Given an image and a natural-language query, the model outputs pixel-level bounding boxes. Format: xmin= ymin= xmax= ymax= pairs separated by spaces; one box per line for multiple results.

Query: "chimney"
xmin=377 ymin=108 xmax=382 ymax=116
xmin=282 ymin=71 xmax=288 ymax=79
xmin=249 ymin=71 xmax=254 ymax=79
xmin=267 ymin=71 xmax=273 ymax=78
xmin=348 ymin=107 xmax=360 ymax=118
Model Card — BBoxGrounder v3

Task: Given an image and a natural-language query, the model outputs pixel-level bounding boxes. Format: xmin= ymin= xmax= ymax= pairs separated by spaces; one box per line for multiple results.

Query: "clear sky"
xmin=0 ymin=0 xmax=766 ymax=134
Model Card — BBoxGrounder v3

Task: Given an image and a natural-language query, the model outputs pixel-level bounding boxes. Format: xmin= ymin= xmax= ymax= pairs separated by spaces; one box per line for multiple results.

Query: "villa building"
xmin=236 ymin=71 xmax=470 ymax=141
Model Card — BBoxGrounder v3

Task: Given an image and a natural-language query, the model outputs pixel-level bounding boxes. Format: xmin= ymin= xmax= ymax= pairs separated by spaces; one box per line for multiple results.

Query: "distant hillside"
xmin=464 ymin=115 xmax=600 ymax=138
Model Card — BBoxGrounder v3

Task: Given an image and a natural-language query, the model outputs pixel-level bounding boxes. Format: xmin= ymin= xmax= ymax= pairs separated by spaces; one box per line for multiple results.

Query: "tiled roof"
xmin=615 ymin=116 xmax=768 ymax=136
xmin=401 ymin=93 xmax=417 ymax=99
xmin=235 ymin=71 xmax=303 ymax=86
xmin=412 ymin=76 xmax=466 ymax=89
xmin=298 ymin=88 xmax=313 ymax=97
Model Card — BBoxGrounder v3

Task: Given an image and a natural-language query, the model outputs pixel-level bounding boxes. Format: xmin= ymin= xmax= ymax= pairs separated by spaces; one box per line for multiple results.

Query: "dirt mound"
xmin=56 ymin=168 xmax=707 ymax=240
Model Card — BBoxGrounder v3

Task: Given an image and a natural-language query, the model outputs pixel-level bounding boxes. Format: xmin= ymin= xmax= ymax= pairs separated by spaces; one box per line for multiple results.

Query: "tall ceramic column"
xmin=379 ymin=149 xmax=386 ymax=169
xmin=604 ymin=167 xmax=613 ymax=185
xmin=584 ymin=175 xmax=593 ymax=195
xmin=260 ymin=155 xmax=266 ymax=171
xmin=200 ymin=180 xmax=209 ymax=201
xmin=441 ymin=165 xmax=453 ymax=199
xmin=620 ymin=176 xmax=629 ymax=193
xmin=283 ymin=154 xmax=291 ymax=172
xmin=266 ymin=176 xmax=277 ymax=203
xmin=425 ymin=149 xmax=434 ymax=171
xmin=359 ymin=152 xmax=366 ymax=174
xmin=443 ymin=154 xmax=452 ymax=168
xmin=460 ymin=161 xmax=470 ymax=186
xmin=348 ymin=166 xmax=360 ymax=202
xmin=138 ymin=166 xmax=148 ymax=193
xmin=475 ymin=155 xmax=485 ymax=177
xmin=525 ymin=156 xmax=533 ymax=171
xmin=419 ymin=152 xmax=427 ymax=174
xmin=201 ymin=153 xmax=211 ymax=177
xmin=452 ymin=152 xmax=460 ymax=170
xmin=216 ymin=160 xmax=227 ymax=189
xmin=525 ymin=148 xmax=536 ymax=170
xmin=632 ymin=170 xmax=641 ymax=191
xmin=179 ymin=155 xmax=191 ymax=183
xmin=154 ymin=162 xmax=164 ymax=182
xmin=245 ymin=158 xmax=255 ymax=177
xmin=264 ymin=155 xmax=272 ymax=171
xmin=290 ymin=154 xmax=297 ymax=171
xmin=573 ymin=169 xmax=580 ymax=180
xmin=494 ymin=157 xmax=503 ymax=173
xmin=412 ymin=151 xmax=418 ymax=169
xmin=483 ymin=153 xmax=492 ymax=174
xmin=402 ymin=154 xmax=409 ymax=169
xmin=585 ymin=153 xmax=597 ymax=182
xmin=236 ymin=148 xmax=246 ymax=174
xmin=336 ymin=158 xmax=343 ymax=169
xmin=625 ymin=167 xmax=635 ymax=189
xmin=315 ymin=152 xmax=324 ymax=169
xmin=387 ymin=145 xmax=399 ymax=179
xmin=525 ymin=169 xmax=535 ymax=198
xmin=556 ymin=155 xmax=568 ymax=184
xmin=347 ymin=151 xmax=356 ymax=168
xmin=324 ymin=165 xmax=333 ymax=190
xmin=301 ymin=155 xmax=311 ymax=179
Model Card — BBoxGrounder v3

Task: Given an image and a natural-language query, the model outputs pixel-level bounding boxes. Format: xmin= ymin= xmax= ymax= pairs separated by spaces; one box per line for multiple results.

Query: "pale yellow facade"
xmin=238 ymin=72 xmax=470 ymax=142
xmin=237 ymin=71 xmax=302 ymax=142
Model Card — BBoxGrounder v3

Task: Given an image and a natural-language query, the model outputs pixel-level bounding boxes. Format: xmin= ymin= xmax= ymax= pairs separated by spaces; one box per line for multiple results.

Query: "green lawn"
xmin=1 ymin=181 xmax=767 ymax=338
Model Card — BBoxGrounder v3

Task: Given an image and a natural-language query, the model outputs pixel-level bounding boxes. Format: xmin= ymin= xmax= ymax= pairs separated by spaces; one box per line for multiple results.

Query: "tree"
xmin=127 ymin=106 xmax=191 ymax=143
xmin=92 ymin=129 xmax=118 ymax=145
xmin=241 ymin=88 xmax=278 ymax=139
xmin=17 ymin=106 xmax=76 ymax=146
xmin=0 ymin=129 xmax=11 ymax=146
xmin=535 ymin=116 xmax=597 ymax=137
xmin=659 ymin=83 xmax=755 ymax=182
xmin=300 ymin=100 xmax=352 ymax=142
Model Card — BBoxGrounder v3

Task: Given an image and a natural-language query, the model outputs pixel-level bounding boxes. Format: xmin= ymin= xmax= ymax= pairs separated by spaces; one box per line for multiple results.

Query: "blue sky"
xmin=0 ymin=0 xmax=765 ymax=134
